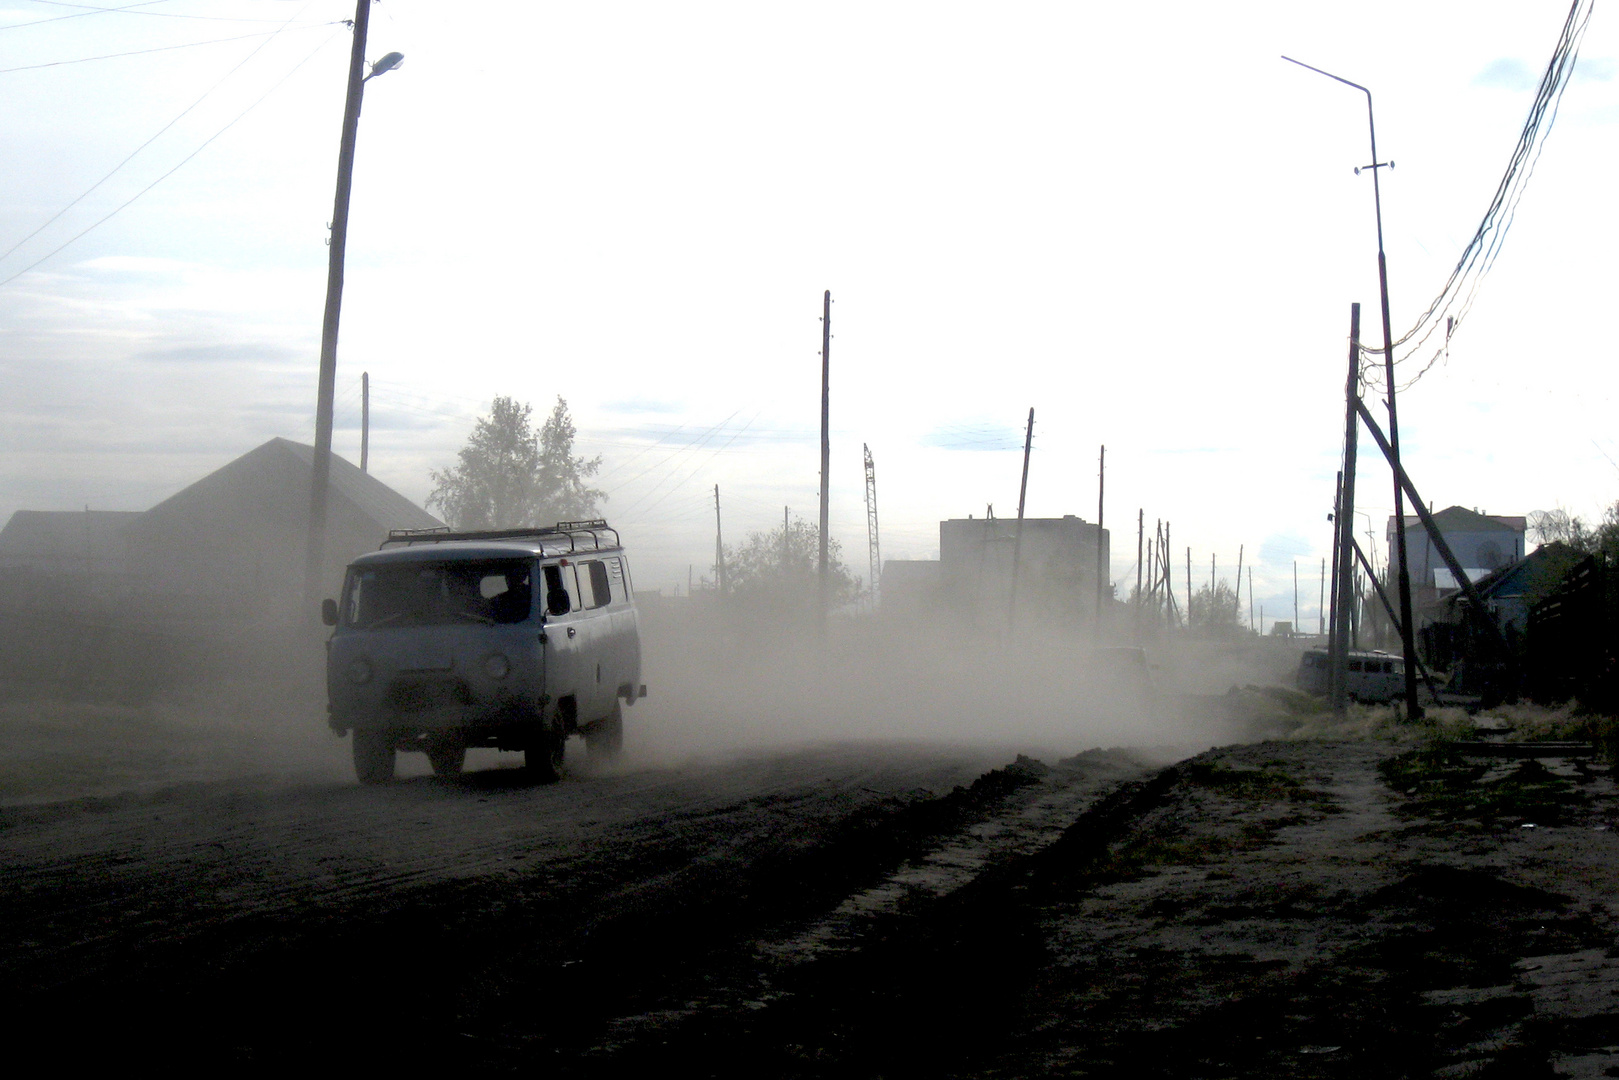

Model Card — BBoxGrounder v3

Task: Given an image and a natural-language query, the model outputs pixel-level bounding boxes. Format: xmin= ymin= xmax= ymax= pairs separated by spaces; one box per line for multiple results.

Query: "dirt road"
xmin=8 ymin=686 xmax=1619 ymax=1077
xmin=0 ymin=736 xmax=1159 ymax=1071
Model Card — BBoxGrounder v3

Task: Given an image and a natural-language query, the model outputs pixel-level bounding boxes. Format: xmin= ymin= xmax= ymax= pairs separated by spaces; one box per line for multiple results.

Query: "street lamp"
xmin=303 ymin=0 xmax=403 ymax=614
xmin=1283 ymin=55 xmax=1423 ymax=720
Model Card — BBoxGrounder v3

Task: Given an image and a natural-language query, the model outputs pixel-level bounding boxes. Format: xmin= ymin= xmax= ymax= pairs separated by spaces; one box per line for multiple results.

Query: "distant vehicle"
xmin=1296 ymin=647 xmax=1404 ymax=703
xmin=322 ymin=520 xmax=646 ymax=784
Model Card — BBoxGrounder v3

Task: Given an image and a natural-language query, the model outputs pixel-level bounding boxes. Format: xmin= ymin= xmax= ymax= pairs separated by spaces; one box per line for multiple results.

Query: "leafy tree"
xmin=1187 ymin=580 xmax=1243 ymax=632
xmin=719 ymin=513 xmax=861 ymax=611
xmin=427 ymin=396 xmax=605 ymax=529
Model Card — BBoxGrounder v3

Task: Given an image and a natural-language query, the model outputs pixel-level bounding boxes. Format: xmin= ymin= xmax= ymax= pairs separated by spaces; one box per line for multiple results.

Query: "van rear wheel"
xmin=585 ymin=702 xmax=624 ymax=762
xmin=352 ymin=729 xmax=396 ymax=784
xmin=426 ymin=737 xmax=465 ymax=777
xmin=525 ymin=719 xmax=564 ymax=784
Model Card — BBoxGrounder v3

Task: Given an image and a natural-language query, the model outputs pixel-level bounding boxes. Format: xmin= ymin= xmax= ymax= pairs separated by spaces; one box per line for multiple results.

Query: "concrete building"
xmin=939 ymin=513 xmax=1109 ymax=627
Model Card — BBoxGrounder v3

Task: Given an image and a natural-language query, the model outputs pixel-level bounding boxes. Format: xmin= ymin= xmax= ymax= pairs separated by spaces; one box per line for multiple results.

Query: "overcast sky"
xmin=1 ymin=0 xmax=1615 ymax=627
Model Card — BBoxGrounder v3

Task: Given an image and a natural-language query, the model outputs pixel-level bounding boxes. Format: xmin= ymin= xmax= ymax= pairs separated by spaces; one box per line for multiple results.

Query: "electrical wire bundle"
xmin=1360 ymin=0 xmax=1593 ymax=395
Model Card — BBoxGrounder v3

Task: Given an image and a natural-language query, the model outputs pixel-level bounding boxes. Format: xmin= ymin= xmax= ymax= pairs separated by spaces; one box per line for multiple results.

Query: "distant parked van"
xmin=322 ymin=520 xmax=645 ymax=784
xmin=1296 ymin=647 xmax=1404 ymax=703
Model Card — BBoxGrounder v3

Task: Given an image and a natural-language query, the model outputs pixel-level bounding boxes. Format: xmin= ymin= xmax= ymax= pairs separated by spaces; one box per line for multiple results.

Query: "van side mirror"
xmin=547 ymin=589 xmax=571 ymax=617
xmin=321 ymin=598 xmax=339 ymax=627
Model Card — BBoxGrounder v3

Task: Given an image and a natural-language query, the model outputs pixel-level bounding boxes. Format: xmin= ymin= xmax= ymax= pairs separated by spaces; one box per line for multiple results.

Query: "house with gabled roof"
xmin=1386 ymin=506 xmax=1527 ymax=617
xmin=0 ymin=438 xmax=441 ymax=620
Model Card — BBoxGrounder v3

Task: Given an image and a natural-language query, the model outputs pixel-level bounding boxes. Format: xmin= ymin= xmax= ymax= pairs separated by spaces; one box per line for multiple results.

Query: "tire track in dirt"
xmin=1 ymin=742 xmax=1025 ymax=1064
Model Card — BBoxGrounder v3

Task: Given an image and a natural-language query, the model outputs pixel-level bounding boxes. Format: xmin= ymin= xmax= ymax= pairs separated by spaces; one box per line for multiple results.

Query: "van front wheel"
xmin=352 ymin=729 xmax=396 ymax=784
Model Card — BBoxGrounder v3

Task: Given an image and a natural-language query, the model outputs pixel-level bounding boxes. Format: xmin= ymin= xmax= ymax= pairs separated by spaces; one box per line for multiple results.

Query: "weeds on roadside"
xmin=1378 ymin=747 xmax=1587 ymax=826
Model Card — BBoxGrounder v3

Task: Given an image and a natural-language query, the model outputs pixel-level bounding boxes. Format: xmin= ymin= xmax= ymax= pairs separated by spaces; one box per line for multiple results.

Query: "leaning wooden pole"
xmin=1008 ymin=407 xmax=1034 ymax=629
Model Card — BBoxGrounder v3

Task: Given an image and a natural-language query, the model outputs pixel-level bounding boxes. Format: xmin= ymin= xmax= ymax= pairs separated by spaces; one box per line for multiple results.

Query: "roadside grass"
xmin=1093 ymin=760 xmax=1337 ymax=880
xmin=1378 ymin=746 xmax=1588 ymax=826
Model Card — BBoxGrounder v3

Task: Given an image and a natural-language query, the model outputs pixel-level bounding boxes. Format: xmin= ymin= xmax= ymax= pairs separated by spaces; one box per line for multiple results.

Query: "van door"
xmin=572 ymin=557 xmax=618 ymax=722
xmin=542 ymin=562 xmax=586 ymax=725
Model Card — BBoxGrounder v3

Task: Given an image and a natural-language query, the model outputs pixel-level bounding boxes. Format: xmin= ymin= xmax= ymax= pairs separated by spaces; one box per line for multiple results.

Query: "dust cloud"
xmin=0 ymin=589 xmax=1306 ymax=804
xmin=628 ymin=602 xmax=1302 ymax=768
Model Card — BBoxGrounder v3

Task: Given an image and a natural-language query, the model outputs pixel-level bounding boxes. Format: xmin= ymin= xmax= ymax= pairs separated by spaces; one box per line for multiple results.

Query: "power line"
xmin=1360 ymin=0 xmax=1592 ymax=394
xmin=0 ymin=26 xmax=342 ymax=289
xmin=1 ymin=0 xmax=167 ymax=31
xmin=0 ymin=0 xmax=324 ymax=267
xmin=13 ymin=1 xmax=307 ymax=25
xmin=0 ymin=21 xmax=339 ymax=74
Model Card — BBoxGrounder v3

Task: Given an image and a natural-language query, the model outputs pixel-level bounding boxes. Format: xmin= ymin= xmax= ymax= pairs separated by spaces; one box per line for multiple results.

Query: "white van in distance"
xmin=1296 ymin=647 xmax=1405 ymax=703
xmin=322 ymin=520 xmax=645 ymax=784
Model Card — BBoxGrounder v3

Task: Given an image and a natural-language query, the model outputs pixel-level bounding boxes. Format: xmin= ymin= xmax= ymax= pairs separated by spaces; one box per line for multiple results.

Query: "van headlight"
xmin=484 ymin=654 xmax=510 ymax=680
xmin=347 ymin=658 xmax=373 ymax=685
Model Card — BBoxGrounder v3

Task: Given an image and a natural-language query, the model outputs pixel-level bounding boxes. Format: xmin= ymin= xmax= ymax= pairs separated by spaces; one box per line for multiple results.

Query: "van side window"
xmin=544 ymin=563 xmax=581 ymax=614
xmin=1348 ymin=660 xmax=1363 ymax=672
xmin=585 ymin=561 xmax=612 ymax=608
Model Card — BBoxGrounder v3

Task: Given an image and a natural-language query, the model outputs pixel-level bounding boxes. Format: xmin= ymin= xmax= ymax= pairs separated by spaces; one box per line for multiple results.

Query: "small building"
xmin=0 ymin=509 xmax=140 ymax=580
xmin=939 ymin=513 xmax=1109 ymax=627
xmin=0 ymin=438 xmax=441 ymax=621
xmin=879 ymin=558 xmax=944 ymax=615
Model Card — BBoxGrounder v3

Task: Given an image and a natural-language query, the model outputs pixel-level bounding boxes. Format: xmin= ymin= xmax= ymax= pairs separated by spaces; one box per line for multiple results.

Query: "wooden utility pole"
xmin=1319 ymin=557 xmax=1326 ymax=636
xmin=783 ymin=505 xmax=790 ymax=571
xmin=1185 ymin=547 xmax=1192 ymax=631
xmin=1164 ymin=521 xmax=1174 ymax=628
xmin=1293 ymin=560 xmax=1300 ymax=635
xmin=713 ymin=485 xmax=725 ymax=597
xmin=304 ymin=0 xmax=373 ymax=610
xmin=1331 ymin=304 xmax=1362 ymax=713
xmin=818 ymin=290 xmax=831 ymax=628
xmin=1095 ymin=445 xmax=1106 ymax=639
xmin=1135 ymin=508 xmax=1144 ymax=641
xmin=360 ymin=371 xmax=370 ymax=473
xmin=1247 ymin=566 xmax=1254 ymax=633
xmin=1234 ymin=545 xmax=1244 ymax=629
xmin=1008 ymin=408 xmax=1034 ymax=628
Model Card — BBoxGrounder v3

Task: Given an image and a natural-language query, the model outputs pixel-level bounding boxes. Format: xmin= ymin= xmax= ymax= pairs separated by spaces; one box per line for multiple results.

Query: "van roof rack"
xmin=382 ymin=520 xmax=620 ymax=554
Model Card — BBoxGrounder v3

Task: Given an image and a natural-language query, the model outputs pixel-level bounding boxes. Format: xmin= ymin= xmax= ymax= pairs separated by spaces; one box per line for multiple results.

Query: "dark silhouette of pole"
xmin=1247 ymin=566 xmax=1254 ymax=633
xmin=305 ymin=2 xmax=375 ymax=609
xmin=1135 ymin=508 xmax=1144 ymax=642
xmin=1008 ymin=408 xmax=1034 ymax=628
xmin=1293 ymin=560 xmax=1300 ymax=635
xmin=1234 ymin=544 xmax=1244 ymax=630
xmin=360 ymin=370 xmax=370 ymax=473
xmin=714 ymin=484 xmax=725 ymax=597
xmin=1185 ymin=548 xmax=1192 ymax=632
xmin=1283 ymin=55 xmax=1420 ymax=718
xmin=818 ymin=290 xmax=831 ymax=627
xmin=1095 ymin=444 xmax=1106 ymax=639
xmin=1331 ymin=303 xmax=1362 ymax=713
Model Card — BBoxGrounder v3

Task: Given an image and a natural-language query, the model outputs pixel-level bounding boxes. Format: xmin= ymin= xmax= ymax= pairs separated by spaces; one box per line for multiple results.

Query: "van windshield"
xmin=342 ymin=559 xmax=533 ymax=628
